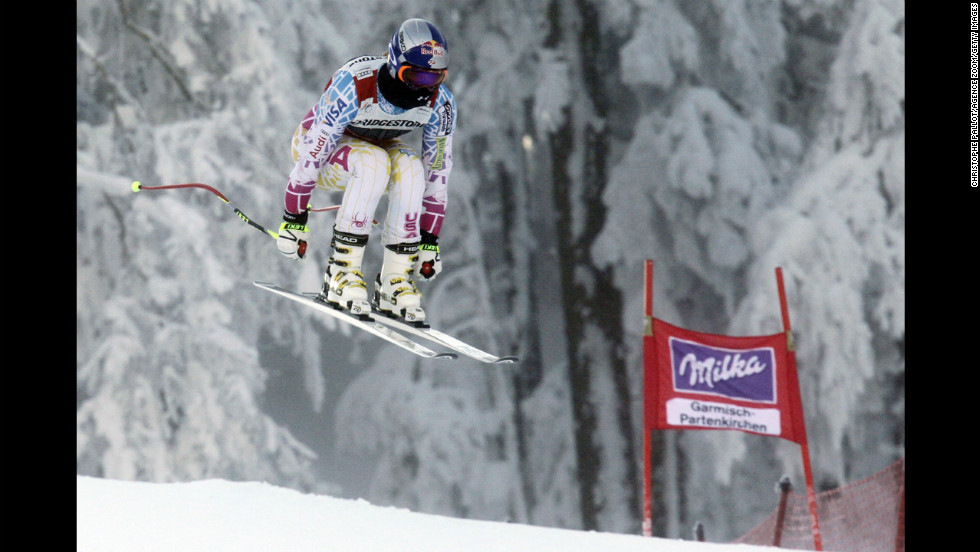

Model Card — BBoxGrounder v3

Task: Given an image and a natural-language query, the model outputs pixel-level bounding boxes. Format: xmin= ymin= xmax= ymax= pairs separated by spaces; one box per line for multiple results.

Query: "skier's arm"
xmin=277 ymin=71 xmax=359 ymax=259
xmin=415 ymin=87 xmax=456 ymax=279
xmin=284 ymin=71 xmax=359 ymax=215
xmin=419 ymin=86 xmax=456 ymax=237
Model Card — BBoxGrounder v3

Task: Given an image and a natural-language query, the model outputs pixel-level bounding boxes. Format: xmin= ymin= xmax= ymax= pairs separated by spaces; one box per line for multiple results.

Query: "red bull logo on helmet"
xmin=420 ymin=40 xmax=445 ymax=66
xmin=420 ymin=40 xmax=444 ymax=56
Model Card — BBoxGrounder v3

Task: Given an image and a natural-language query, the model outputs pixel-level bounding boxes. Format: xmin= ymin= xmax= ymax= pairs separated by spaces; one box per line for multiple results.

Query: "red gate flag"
xmin=643 ymin=317 xmax=807 ymax=445
xmin=641 ymin=261 xmax=820 ymax=548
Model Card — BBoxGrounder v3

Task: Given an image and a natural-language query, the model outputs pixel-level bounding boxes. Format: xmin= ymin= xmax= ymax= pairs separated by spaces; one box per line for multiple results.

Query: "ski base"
xmin=369 ymin=309 xmax=519 ymax=364
xmin=254 ymin=282 xmax=456 ymax=360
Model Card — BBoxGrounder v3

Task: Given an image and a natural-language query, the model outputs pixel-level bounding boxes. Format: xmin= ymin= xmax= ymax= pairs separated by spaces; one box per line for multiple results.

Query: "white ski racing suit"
xmin=285 ymin=55 xmax=456 ymax=245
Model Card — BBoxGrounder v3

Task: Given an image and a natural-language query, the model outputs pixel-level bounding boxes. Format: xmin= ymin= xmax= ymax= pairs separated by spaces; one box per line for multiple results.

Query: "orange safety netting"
xmin=733 ymin=457 xmax=905 ymax=552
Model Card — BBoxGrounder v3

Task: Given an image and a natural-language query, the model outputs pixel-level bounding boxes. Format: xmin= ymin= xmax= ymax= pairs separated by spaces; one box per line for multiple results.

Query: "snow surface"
xmin=76 ymin=475 xmax=819 ymax=552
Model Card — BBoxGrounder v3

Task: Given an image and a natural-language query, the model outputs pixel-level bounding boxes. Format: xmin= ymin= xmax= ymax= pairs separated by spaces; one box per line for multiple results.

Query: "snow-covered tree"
xmin=77 ymin=0 xmax=335 ymax=491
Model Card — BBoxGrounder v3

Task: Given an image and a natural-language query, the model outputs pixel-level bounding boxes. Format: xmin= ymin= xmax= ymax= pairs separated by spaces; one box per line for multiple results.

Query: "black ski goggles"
xmin=397 ymin=64 xmax=448 ymax=90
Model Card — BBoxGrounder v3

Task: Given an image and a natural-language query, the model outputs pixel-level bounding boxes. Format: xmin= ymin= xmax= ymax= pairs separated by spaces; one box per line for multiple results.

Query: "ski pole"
xmin=131 ymin=181 xmax=377 ymax=257
xmin=132 ymin=180 xmax=319 ymax=257
xmin=132 ymin=180 xmax=284 ymax=235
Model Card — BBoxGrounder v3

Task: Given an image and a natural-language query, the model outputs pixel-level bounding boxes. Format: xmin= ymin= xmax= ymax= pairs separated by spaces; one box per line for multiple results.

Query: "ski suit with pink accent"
xmin=285 ymin=55 xmax=455 ymax=243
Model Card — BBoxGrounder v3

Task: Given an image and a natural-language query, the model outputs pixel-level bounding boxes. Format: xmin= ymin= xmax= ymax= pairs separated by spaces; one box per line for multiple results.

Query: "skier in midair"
xmin=276 ymin=18 xmax=455 ymax=324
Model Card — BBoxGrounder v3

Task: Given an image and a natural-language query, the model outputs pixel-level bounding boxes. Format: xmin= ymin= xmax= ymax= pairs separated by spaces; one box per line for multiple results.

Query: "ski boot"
xmin=321 ymin=229 xmax=371 ymax=318
xmin=373 ymin=243 xmax=426 ymax=325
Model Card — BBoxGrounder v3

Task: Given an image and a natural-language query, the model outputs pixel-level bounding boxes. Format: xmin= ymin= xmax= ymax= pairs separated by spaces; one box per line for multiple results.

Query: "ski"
xmin=253 ymin=282 xmax=457 ymax=360
xmin=368 ymin=310 xmax=520 ymax=364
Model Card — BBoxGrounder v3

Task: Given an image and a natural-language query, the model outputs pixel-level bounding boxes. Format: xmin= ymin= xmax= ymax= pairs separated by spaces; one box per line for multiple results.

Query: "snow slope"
xmin=76 ymin=475 xmax=818 ymax=552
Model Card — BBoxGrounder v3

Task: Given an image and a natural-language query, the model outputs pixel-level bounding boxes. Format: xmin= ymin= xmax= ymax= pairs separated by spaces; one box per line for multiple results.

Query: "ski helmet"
xmin=387 ymin=18 xmax=449 ymax=90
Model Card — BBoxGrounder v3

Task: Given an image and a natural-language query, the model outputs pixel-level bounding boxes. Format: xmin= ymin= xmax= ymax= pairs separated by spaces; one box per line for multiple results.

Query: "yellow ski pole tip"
xmin=131 ymin=181 xmax=142 ymax=192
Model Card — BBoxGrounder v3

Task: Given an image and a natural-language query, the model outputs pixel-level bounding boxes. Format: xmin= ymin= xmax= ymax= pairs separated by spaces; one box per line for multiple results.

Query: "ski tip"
xmin=435 ymin=352 xmax=459 ymax=360
xmin=495 ymin=356 xmax=520 ymax=364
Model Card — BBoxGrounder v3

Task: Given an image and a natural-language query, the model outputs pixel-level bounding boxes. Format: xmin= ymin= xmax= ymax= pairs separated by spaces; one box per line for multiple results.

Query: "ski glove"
xmin=277 ymin=209 xmax=309 ymax=259
xmin=415 ymin=230 xmax=442 ymax=280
